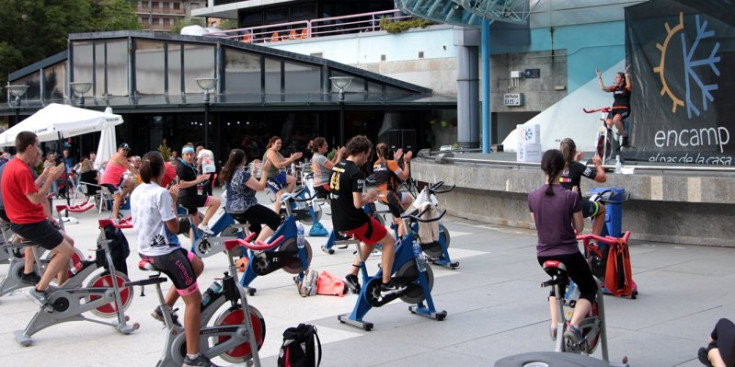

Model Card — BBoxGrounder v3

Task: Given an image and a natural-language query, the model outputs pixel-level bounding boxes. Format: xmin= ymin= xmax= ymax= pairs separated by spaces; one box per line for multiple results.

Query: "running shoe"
xmin=344 ymin=274 xmax=361 ymax=294
xmin=182 ymin=354 xmax=219 ymax=367
xmin=197 ymin=223 xmax=215 ymax=235
xmin=151 ymin=305 xmax=181 ymax=327
xmin=564 ymin=324 xmax=585 ymax=345
xmin=379 ymin=280 xmax=407 ymax=298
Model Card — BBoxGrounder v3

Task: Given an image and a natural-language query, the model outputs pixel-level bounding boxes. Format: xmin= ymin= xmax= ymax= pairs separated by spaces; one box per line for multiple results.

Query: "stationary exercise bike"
xmin=181 ymin=207 xmax=251 ymax=258
xmin=406 ymin=181 xmax=458 ymax=269
xmin=0 ymin=220 xmax=86 ymax=301
xmin=127 ymin=232 xmax=266 ymax=367
xmin=583 ymin=107 xmax=629 ymax=164
xmin=321 ymin=201 xmax=387 ymax=255
xmin=267 ymin=172 xmax=324 ymax=230
xmin=15 ymin=219 xmax=138 ymax=346
xmin=239 ymin=187 xmax=313 ymax=295
xmin=338 ymin=207 xmax=448 ymax=331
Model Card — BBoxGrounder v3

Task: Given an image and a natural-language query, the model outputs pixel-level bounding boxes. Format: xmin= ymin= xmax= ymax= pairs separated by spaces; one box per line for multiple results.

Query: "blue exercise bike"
xmin=178 ymin=207 xmax=250 ymax=258
xmin=239 ymin=186 xmax=313 ymax=296
xmin=338 ymin=206 xmax=448 ymax=331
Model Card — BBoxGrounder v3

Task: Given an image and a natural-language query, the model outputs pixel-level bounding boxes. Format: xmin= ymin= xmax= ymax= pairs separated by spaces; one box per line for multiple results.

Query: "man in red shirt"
xmin=1 ymin=131 xmax=74 ymax=304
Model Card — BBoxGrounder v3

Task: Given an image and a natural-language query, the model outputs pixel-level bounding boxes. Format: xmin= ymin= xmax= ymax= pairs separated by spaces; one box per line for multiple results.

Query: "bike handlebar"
xmin=400 ymin=206 xmax=447 ymax=223
xmin=225 ymin=235 xmax=286 ymax=252
xmin=99 ymin=218 xmax=133 ymax=229
xmin=576 ymin=231 xmax=631 ymax=246
xmin=583 ymin=107 xmax=611 ymax=114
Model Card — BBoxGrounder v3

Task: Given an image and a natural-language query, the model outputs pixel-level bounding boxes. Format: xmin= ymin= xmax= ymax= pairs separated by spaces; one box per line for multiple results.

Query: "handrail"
xmin=203 ymin=8 xmax=414 ymax=44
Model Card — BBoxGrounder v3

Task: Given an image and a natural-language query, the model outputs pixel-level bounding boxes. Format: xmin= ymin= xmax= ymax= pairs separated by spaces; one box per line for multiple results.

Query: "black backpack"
xmin=277 ymin=323 xmax=322 ymax=367
xmin=102 ymin=225 xmax=130 ymax=275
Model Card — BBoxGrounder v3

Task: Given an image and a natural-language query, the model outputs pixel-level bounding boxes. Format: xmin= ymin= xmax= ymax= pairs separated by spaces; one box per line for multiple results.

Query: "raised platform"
xmin=412 ymin=150 xmax=735 ymax=247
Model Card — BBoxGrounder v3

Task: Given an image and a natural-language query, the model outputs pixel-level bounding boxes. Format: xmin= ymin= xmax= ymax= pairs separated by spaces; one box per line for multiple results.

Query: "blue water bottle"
xmin=297 ymin=223 xmax=305 ymax=249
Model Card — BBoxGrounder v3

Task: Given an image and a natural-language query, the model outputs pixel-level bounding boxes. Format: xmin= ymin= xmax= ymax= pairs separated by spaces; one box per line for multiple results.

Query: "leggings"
xmin=711 ymin=318 xmax=735 ymax=367
xmin=538 ymin=252 xmax=598 ymax=304
xmin=230 ymin=204 xmax=281 ymax=236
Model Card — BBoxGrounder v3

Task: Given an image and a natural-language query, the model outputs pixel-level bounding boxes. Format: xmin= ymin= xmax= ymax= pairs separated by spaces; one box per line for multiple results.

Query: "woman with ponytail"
xmin=308 ymin=137 xmax=344 ymax=199
xmin=528 ymin=149 xmax=595 ymax=346
xmin=372 ymin=143 xmax=413 ymax=237
xmin=219 ymin=149 xmax=280 ymax=243
xmin=131 ymin=151 xmax=214 ymax=367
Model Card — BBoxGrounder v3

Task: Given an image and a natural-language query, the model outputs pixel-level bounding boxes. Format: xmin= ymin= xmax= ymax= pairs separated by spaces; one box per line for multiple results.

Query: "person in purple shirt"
xmin=528 ymin=149 xmax=597 ymax=345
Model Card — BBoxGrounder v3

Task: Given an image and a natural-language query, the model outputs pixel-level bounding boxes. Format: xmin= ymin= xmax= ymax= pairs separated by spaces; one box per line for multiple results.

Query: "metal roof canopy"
xmin=397 ymin=0 xmax=541 ymax=27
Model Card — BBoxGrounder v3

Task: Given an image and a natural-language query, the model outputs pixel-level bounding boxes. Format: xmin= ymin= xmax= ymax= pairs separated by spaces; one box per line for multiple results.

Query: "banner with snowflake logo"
xmin=625 ymin=0 xmax=735 ymax=165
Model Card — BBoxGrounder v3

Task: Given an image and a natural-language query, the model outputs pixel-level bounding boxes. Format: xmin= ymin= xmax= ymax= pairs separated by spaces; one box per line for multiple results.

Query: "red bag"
xmin=605 ymin=238 xmax=636 ymax=298
xmin=316 ymin=270 xmax=345 ymax=297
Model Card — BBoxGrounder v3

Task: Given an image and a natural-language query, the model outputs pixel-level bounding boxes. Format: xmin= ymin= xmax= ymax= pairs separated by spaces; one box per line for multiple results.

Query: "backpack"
xmin=277 ymin=323 xmax=322 ymax=367
xmin=102 ymin=224 xmax=131 ymax=275
xmin=298 ymin=268 xmax=318 ymax=297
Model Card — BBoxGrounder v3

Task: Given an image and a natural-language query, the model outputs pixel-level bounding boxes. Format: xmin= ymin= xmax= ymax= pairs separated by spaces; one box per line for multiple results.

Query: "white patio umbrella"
xmin=0 ymin=103 xmax=123 ymax=147
xmin=95 ymin=107 xmax=118 ymax=170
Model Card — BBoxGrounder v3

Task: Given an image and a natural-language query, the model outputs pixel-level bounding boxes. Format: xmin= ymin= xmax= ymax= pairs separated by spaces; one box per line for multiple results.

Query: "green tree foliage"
xmin=0 ymin=0 xmax=140 ymax=99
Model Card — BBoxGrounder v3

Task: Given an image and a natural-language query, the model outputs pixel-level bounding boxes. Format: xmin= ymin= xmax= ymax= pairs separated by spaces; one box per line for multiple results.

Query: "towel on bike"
xmin=416 ymin=202 xmax=439 ymax=244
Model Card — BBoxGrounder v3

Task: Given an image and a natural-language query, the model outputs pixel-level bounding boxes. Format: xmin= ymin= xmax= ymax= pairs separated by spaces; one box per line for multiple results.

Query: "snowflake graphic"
xmin=681 ymin=14 xmax=721 ymax=119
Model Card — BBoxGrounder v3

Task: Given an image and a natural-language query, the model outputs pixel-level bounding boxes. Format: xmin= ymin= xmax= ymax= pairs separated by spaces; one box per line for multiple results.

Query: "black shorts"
xmin=10 ymin=220 xmax=64 ymax=250
xmin=313 ymin=185 xmax=330 ymax=199
xmin=179 ymin=194 xmax=210 ymax=216
xmin=0 ymin=208 xmax=8 ymax=223
xmin=608 ymin=109 xmax=630 ymax=121
xmin=140 ymin=248 xmax=199 ymax=295
xmin=382 ymin=191 xmax=405 ymax=218
xmin=102 ymin=183 xmax=122 ymax=195
xmin=580 ymin=198 xmax=602 ymax=218
xmin=231 ymin=204 xmax=281 ymax=235
xmin=538 ymin=252 xmax=598 ymax=303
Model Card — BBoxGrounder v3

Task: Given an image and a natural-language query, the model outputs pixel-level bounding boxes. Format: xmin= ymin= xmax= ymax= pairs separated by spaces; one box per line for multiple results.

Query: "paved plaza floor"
xmin=0 ymin=192 xmax=733 ymax=366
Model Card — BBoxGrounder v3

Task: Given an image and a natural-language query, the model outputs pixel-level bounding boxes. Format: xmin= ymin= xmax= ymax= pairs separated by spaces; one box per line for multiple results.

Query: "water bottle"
xmin=69 ymin=261 xmax=83 ymax=276
xmin=297 ymin=223 xmax=305 ymax=249
xmin=412 ymin=242 xmax=426 ymax=272
xmin=614 ymin=155 xmax=622 ymax=174
xmin=201 ymin=279 xmax=223 ymax=308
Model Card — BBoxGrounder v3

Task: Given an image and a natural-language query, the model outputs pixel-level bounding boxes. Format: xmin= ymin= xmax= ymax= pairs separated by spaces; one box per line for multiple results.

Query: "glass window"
xmin=291 ymin=2 xmax=316 ymax=21
xmin=224 ymin=48 xmax=261 ymax=95
xmin=367 ymin=81 xmax=384 ymax=95
xmin=14 ymin=73 xmax=41 ymax=102
xmin=43 ymin=61 xmax=67 ymax=102
xmin=136 ymin=40 xmax=166 ymax=95
xmin=264 ymin=57 xmax=281 ymax=94
xmin=265 ymin=6 xmax=288 ymax=23
xmin=95 ymin=41 xmax=106 ymax=98
xmin=107 ymin=40 xmax=128 ymax=97
xmin=72 ymin=41 xmax=94 ymax=90
xmin=167 ymin=43 xmax=182 ymax=95
xmin=284 ymin=61 xmax=320 ymax=95
xmin=330 ymin=71 xmax=364 ymax=94
xmin=183 ymin=43 xmax=215 ymax=94
xmin=239 ymin=11 xmax=262 ymax=27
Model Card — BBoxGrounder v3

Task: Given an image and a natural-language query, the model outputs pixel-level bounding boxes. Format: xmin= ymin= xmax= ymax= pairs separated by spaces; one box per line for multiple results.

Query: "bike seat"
xmin=542 ymin=260 xmax=568 ymax=278
xmin=138 ymin=259 xmax=158 ymax=272
xmin=99 ymin=218 xmax=133 ymax=229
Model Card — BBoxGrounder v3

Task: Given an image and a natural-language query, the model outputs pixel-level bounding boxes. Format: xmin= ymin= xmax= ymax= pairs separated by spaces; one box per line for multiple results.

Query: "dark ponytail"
xmin=308 ymin=137 xmax=326 ymax=153
xmin=140 ymin=151 xmax=165 ymax=184
xmin=219 ymin=149 xmax=246 ymax=186
xmin=560 ymin=138 xmax=576 ymax=169
xmin=541 ymin=149 xmax=565 ymax=196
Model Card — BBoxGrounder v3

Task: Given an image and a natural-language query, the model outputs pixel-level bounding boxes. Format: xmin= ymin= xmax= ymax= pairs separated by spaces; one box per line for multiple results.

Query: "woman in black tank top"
xmin=596 ymin=64 xmax=633 ymax=147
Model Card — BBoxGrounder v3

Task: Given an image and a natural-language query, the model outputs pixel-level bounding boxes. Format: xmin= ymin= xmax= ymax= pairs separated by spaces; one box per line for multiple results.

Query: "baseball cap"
xmin=118 ymin=143 xmax=130 ymax=151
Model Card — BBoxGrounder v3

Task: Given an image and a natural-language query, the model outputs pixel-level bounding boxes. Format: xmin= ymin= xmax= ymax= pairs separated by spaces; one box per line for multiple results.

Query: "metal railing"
xmin=203 ymin=9 xmax=414 ymax=44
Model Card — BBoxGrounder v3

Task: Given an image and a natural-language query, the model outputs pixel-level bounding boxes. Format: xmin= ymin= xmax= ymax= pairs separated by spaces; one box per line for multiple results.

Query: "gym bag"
xmin=316 ymin=270 xmax=345 ymax=297
xmin=101 ymin=224 xmax=131 ymax=275
xmin=605 ymin=238 xmax=635 ymax=298
xmin=277 ymin=323 xmax=322 ymax=367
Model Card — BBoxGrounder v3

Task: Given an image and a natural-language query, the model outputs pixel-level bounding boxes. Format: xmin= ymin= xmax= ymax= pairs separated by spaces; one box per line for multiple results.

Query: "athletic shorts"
xmin=0 ymin=208 xmax=9 ymax=223
xmin=343 ymin=217 xmax=388 ymax=246
xmin=102 ymin=183 xmax=122 ymax=195
xmin=313 ymin=185 xmax=330 ymax=199
xmin=10 ymin=220 xmax=64 ymax=250
xmin=230 ymin=204 xmax=281 ymax=234
xmin=381 ymin=191 xmax=406 ymax=218
xmin=538 ymin=252 xmax=598 ymax=303
xmin=266 ymin=172 xmax=288 ymax=194
xmin=139 ymin=248 xmax=199 ymax=296
xmin=607 ymin=109 xmax=630 ymax=122
xmin=179 ymin=194 xmax=210 ymax=216
xmin=581 ymin=198 xmax=602 ymax=218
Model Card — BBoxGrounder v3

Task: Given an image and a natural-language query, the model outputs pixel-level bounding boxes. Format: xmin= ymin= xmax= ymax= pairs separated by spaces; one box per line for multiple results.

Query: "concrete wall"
xmin=412 ymin=158 xmax=735 ymax=247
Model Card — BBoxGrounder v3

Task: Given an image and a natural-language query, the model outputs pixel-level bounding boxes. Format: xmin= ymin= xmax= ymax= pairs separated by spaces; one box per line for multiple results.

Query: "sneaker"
xmin=197 ymin=223 xmax=215 ymax=235
xmin=182 ymin=354 xmax=218 ymax=367
xmin=344 ymin=274 xmax=361 ymax=294
xmin=20 ymin=271 xmax=41 ymax=285
xmin=564 ymin=324 xmax=584 ymax=345
xmin=27 ymin=287 xmax=50 ymax=306
xmin=379 ymin=280 xmax=407 ymax=298
xmin=151 ymin=305 xmax=182 ymax=327
xmin=550 ymin=326 xmax=557 ymax=341
xmin=698 ymin=347 xmax=713 ymax=366
xmin=621 ymin=135 xmax=629 ymax=147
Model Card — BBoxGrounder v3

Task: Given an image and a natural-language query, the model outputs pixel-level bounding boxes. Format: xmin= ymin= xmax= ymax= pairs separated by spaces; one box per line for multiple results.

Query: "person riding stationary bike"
xmin=330 ymin=136 xmax=406 ymax=297
xmin=372 ymin=143 xmax=413 ymax=238
xmin=131 ymin=151 xmax=213 ymax=367
xmin=596 ymin=65 xmax=633 ymax=148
